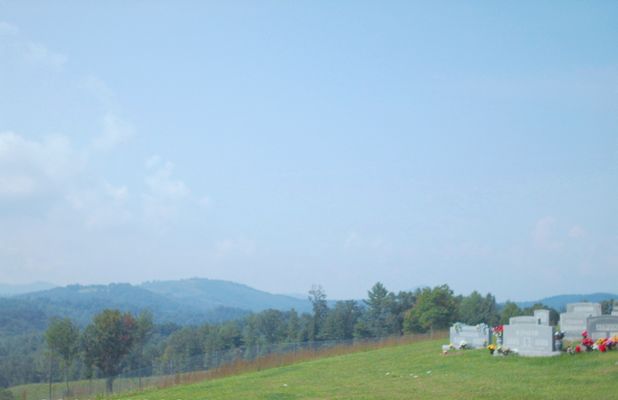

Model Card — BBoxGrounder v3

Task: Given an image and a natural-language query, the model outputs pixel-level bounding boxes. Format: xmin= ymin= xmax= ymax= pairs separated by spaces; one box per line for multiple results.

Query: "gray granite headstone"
xmin=534 ymin=309 xmax=550 ymax=325
xmin=612 ymin=311 xmax=618 ymax=317
xmin=560 ymin=302 xmax=602 ymax=340
xmin=449 ymin=323 xmax=491 ymax=349
xmin=559 ymin=312 xmax=590 ymax=340
xmin=586 ymin=316 xmax=618 ymax=340
xmin=510 ymin=316 xmax=540 ymax=325
xmin=503 ymin=324 xmax=559 ymax=357
xmin=566 ymin=302 xmax=601 ymax=316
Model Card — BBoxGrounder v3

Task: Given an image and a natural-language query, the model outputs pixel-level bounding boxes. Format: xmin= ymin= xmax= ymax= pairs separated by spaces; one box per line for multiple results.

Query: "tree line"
xmin=2 ymin=282 xmax=583 ymax=397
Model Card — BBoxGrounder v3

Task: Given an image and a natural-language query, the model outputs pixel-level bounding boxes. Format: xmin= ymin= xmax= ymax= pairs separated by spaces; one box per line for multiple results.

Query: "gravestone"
xmin=503 ymin=324 xmax=559 ymax=357
xmin=560 ymin=302 xmax=602 ymax=340
xmin=586 ymin=316 xmax=618 ymax=340
xmin=612 ymin=311 xmax=618 ymax=317
xmin=510 ymin=316 xmax=540 ymax=325
xmin=559 ymin=313 xmax=590 ymax=340
xmin=449 ymin=323 xmax=491 ymax=349
xmin=566 ymin=302 xmax=602 ymax=316
xmin=534 ymin=309 xmax=550 ymax=325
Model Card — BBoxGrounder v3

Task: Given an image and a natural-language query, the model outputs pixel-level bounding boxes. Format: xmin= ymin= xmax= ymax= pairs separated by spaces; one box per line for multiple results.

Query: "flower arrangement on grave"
xmin=487 ymin=344 xmax=496 ymax=355
xmin=609 ymin=336 xmax=618 ymax=350
xmin=458 ymin=340 xmax=469 ymax=350
xmin=497 ymin=346 xmax=512 ymax=356
xmin=442 ymin=343 xmax=456 ymax=354
xmin=492 ymin=325 xmax=504 ymax=345
xmin=581 ymin=330 xmax=594 ymax=351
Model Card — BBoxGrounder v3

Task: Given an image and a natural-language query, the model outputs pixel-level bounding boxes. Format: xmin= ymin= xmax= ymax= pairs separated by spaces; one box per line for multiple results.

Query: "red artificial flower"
xmin=599 ymin=344 xmax=607 ymax=352
xmin=582 ymin=330 xmax=588 ymax=338
xmin=575 ymin=345 xmax=581 ymax=353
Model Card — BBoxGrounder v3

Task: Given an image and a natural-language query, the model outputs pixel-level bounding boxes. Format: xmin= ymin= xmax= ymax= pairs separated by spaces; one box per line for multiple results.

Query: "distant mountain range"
xmin=1 ymin=278 xmax=616 ymax=336
xmin=0 ymin=281 xmax=57 ymax=297
xmin=141 ymin=278 xmax=312 ymax=313
xmin=0 ymin=278 xmax=313 ymax=335
xmin=514 ymin=293 xmax=618 ymax=312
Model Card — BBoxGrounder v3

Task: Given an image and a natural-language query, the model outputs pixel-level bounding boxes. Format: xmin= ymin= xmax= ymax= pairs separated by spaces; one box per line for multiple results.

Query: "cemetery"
xmin=447 ymin=302 xmax=618 ymax=357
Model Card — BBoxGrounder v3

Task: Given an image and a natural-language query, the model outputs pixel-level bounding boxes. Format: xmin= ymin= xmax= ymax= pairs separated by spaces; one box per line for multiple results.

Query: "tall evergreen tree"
xmin=364 ymin=282 xmax=395 ymax=337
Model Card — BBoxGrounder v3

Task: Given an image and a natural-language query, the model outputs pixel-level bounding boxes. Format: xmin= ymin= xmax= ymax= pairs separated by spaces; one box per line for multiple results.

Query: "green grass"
xmin=112 ymin=339 xmax=618 ymax=400
xmin=10 ymin=375 xmax=156 ymax=400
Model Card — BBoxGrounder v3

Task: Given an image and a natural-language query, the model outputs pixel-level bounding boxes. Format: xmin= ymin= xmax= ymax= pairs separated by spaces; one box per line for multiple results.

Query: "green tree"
xmin=133 ymin=311 xmax=153 ymax=389
xmin=45 ymin=317 xmax=79 ymax=396
xmin=83 ymin=309 xmax=136 ymax=393
xmin=308 ymin=285 xmax=328 ymax=341
xmin=364 ymin=282 xmax=395 ymax=337
xmin=389 ymin=291 xmax=416 ymax=335
xmin=163 ymin=326 xmax=204 ymax=372
xmin=286 ymin=309 xmax=301 ymax=342
xmin=322 ymin=300 xmax=362 ymax=340
xmin=403 ymin=285 xmax=457 ymax=335
xmin=499 ymin=301 xmax=521 ymax=324
xmin=458 ymin=292 xmax=499 ymax=326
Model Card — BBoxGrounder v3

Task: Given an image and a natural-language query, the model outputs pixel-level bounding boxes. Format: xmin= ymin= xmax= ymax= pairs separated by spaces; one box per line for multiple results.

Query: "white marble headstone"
xmin=449 ymin=323 xmax=491 ymax=349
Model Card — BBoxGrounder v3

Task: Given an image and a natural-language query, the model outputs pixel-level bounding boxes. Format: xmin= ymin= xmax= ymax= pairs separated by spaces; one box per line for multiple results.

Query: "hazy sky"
xmin=1 ymin=1 xmax=616 ymax=301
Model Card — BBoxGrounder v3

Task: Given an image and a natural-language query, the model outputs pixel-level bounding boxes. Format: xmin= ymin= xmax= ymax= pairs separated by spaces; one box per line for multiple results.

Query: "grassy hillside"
xmin=115 ymin=339 xmax=618 ymax=400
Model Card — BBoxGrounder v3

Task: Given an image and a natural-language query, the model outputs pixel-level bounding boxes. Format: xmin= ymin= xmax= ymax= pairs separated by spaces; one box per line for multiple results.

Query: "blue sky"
xmin=0 ymin=1 xmax=616 ymax=300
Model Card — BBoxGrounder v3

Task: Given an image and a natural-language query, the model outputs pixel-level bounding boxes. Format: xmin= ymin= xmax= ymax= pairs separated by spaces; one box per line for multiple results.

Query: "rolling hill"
xmin=516 ymin=292 xmax=618 ymax=311
xmin=105 ymin=338 xmax=618 ymax=400
xmin=140 ymin=278 xmax=312 ymax=313
xmin=3 ymin=278 xmax=312 ymax=333
xmin=0 ymin=282 xmax=57 ymax=297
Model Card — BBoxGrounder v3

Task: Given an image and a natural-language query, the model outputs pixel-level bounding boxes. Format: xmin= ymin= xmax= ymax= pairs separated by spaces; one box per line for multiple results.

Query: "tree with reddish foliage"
xmin=83 ymin=309 xmax=136 ymax=393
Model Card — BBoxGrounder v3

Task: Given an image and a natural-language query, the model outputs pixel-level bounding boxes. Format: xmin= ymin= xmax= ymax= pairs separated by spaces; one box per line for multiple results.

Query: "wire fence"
xmin=11 ymin=331 xmax=445 ymax=400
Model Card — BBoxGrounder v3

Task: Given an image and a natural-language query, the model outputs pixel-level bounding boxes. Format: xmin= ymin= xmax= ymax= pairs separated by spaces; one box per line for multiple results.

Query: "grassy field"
xmin=111 ymin=339 xmax=618 ymax=400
